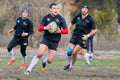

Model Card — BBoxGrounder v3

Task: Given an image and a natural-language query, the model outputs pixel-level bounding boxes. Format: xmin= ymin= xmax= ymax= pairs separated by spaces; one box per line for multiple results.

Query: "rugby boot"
xmin=8 ymin=59 xmax=16 ymax=66
xmin=64 ymin=64 xmax=70 ymax=70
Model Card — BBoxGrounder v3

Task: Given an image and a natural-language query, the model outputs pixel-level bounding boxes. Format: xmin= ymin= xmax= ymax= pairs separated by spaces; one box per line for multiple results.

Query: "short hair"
xmin=49 ymin=3 xmax=57 ymax=8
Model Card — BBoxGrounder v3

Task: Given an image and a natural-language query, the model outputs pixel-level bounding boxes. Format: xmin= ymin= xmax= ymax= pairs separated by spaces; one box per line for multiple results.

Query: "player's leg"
xmin=86 ymin=38 xmax=92 ymax=63
xmin=72 ymin=45 xmax=82 ymax=65
xmin=24 ymin=44 xmax=47 ymax=75
xmin=87 ymin=38 xmax=90 ymax=53
xmin=7 ymin=38 xmax=18 ymax=66
xmin=64 ymin=43 xmax=75 ymax=70
xmin=47 ymin=49 xmax=56 ymax=64
xmin=79 ymin=48 xmax=90 ymax=65
xmin=41 ymin=49 xmax=56 ymax=72
xmin=41 ymin=40 xmax=58 ymax=72
xmin=20 ymin=45 xmax=28 ymax=69
xmin=89 ymin=37 xmax=93 ymax=61
xmin=78 ymin=39 xmax=91 ymax=65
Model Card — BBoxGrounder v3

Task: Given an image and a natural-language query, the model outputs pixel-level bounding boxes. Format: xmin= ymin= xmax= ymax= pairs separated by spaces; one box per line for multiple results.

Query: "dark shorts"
xmin=7 ymin=37 xmax=28 ymax=53
xmin=70 ymin=35 xmax=87 ymax=49
xmin=8 ymin=37 xmax=28 ymax=47
xmin=40 ymin=38 xmax=59 ymax=51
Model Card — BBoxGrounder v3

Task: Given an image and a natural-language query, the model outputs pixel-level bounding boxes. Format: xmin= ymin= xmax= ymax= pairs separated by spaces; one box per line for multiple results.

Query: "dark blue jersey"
xmin=40 ymin=14 xmax=67 ymax=41
xmin=14 ymin=17 xmax=33 ymax=38
xmin=71 ymin=13 xmax=96 ymax=36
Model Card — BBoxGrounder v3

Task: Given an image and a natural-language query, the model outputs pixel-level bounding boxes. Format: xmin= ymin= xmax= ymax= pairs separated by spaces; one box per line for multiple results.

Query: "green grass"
xmin=53 ymin=59 xmax=120 ymax=65
xmin=1 ymin=59 xmax=120 ymax=66
xmin=0 ymin=59 xmax=120 ymax=80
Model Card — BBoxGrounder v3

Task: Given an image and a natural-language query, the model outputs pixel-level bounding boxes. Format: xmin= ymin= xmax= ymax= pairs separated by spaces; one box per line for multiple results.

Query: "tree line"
xmin=0 ymin=0 xmax=120 ymax=50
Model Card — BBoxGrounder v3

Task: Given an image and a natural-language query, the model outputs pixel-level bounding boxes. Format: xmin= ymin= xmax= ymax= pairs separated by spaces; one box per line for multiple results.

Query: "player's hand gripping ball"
xmin=49 ymin=21 xmax=58 ymax=33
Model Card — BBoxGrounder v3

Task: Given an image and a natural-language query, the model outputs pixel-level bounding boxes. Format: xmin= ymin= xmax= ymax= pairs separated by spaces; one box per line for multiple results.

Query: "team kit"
xmin=7 ymin=3 xmax=97 ymax=75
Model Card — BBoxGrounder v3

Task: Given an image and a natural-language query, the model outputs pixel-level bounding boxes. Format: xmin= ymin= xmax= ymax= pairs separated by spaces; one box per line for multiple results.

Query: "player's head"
xmin=49 ymin=3 xmax=58 ymax=17
xmin=81 ymin=4 xmax=89 ymax=15
xmin=22 ymin=8 xmax=29 ymax=19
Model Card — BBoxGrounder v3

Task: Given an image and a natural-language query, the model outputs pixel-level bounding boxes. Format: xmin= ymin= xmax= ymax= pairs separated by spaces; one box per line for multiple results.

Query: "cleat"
xmin=86 ymin=62 xmax=91 ymax=65
xmin=41 ymin=57 xmax=47 ymax=72
xmin=89 ymin=56 xmax=92 ymax=62
xmin=68 ymin=67 xmax=73 ymax=71
xmin=24 ymin=70 xmax=31 ymax=75
xmin=20 ymin=63 xmax=28 ymax=69
xmin=40 ymin=68 xmax=46 ymax=72
xmin=64 ymin=64 xmax=70 ymax=70
xmin=8 ymin=59 xmax=16 ymax=66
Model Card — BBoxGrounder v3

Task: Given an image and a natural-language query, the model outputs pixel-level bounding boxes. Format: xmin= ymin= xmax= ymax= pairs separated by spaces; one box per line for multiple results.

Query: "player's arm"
xmin=87 ymin=28 xmax=97 ymax=38
xmin=38 ymin=16 xmax=52 ymax=32
xmin=58 ymin=27 xmax=68 ymax=34
xmin=8 ymin=28 xmax=15 ymax=34
xmin=68 ymin=14 xmax=78 ymax=32
xmin=68 ymin=23 xmax=73 ymax=31
xmin=28 ymin=21 xmax=34 ymax=36
xmin=54 ymin=27 xmax=68 ymax=34
xmin=22 ymin=21 xmax=34 ymax=37
xmin=59 ymin=17 xmax=68 ymax=34
xmin=55 ymin=17 xmax=68 ymax=34
xmin=38 ymin=23 xmax=51 ymax=31
xmin=38 ymin=24 xmax=44 ymax=31
xmin=8 ymin=23 xmax=17 ymax=34
xmin=86 ymin=16 xmax=97 ymax=38
xmin=26 ymin=21 xmax=34 ymax=36
xmin=82 ymin=16 xmax=97 ymax=40
xmin=8 ymin=18 xmax=18 ymax=34
xmin=82 ymin=28 xmax=97 ymax=40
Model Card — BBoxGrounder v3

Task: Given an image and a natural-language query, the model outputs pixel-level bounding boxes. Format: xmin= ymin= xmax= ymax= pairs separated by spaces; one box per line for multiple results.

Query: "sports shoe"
xmin=64 ymin=64 xmax=70 ymax=70
xmin=8 ymin=59 xmax=16 ymax=66
xmin=89 ymin=56 xmax=92 ymax=61
xmin=40 ymin=67 xmax=46 ymax=72
xmin=20 ymin=63 xmax=28 ymax=69
xmin=86 ymin=62 xmax=91 ymax=65
xmin=68 ymin=67 xmax=73 ymax=71
xmin=24 ymin=70 xmax=31 ymax=75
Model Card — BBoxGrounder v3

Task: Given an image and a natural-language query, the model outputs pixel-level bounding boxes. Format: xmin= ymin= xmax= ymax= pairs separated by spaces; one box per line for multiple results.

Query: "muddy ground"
xmin=0 ymin=49 xmax=120 ymax=80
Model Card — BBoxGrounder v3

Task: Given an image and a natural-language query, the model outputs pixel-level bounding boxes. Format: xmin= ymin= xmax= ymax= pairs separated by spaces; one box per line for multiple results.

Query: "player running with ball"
xmin=24 ymin=3 xmax=68 ymax=75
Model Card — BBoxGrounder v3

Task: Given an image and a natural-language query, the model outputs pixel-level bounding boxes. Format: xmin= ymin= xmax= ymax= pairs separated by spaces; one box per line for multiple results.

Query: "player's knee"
xmin=80 ymin=52 xmax=85 ymax=55
xmin=37 ymin=53 xmax=43 ymax=58
xmin=67 ymin=47 xmax=73 ymax=56
xmin=72 ymin=53 xmax=77 ymax=58
xmin=7 ymin=47 xmax=12 ymax=52
xmin=47 ymin=60 xmax=52 ymax=64
xmin=21 ymin=52 xmax=26 ymax=57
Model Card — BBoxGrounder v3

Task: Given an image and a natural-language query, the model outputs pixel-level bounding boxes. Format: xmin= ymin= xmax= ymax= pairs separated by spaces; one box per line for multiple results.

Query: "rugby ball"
xmin=49 ymin=21 xmax=58 ymax=33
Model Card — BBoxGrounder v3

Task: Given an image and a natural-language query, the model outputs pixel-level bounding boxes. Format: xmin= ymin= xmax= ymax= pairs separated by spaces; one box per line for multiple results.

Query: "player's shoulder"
xmin=57 ymin=14 xmax=63 ymax=17
xmin=17 ymin=17 xmax=22 ymax=20
xmin=27 ymin=18 xmax=33 ymax=24
xmin=74 ymin=13 xmax=80 ymax=16
xmin=41 ymin=14 xmax=50 ymax=20
xmin=57 ymin=14 xmax=65 ymax=20
xmin=16 ymin=17 xmax=22 ymax=23
xmin=73 ymin=13 xmax=80 ymax=18
xmin=88 ymin=14 xmax=94 ymax=19
xmin=44 ymin=14 xmax=51 ymax=18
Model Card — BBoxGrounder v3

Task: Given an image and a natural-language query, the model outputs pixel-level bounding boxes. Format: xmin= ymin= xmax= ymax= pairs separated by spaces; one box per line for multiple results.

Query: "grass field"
xmin=0 ymin=59 xmax=120 ymax=80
